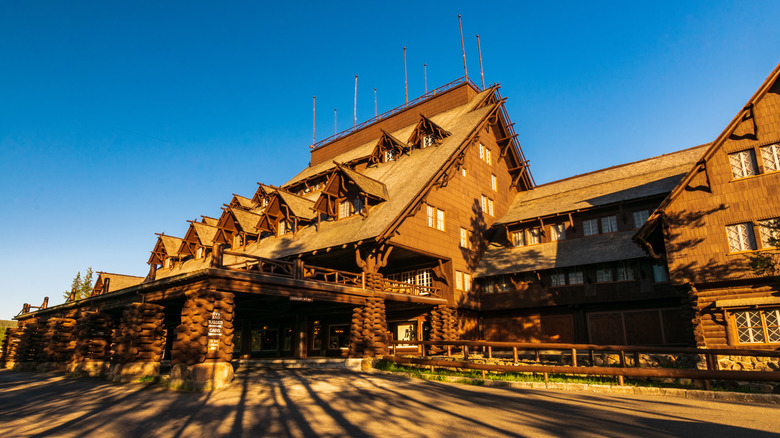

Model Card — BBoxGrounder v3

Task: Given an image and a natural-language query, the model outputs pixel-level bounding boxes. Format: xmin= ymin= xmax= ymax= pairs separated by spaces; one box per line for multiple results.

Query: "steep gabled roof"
xmin=636 ymin=61 xmax=780 ymax=242
xmin=230 ymin=207 xmax=262 ymax=234
xmin=91 ymin=272 xmax=144 ymax=295
xmin=496 ymin=144 xmax=708 ymax=225
xmin=201 ymin=216 xmax=218 ymax=227
xmin=192 ymin=221 xmax=219 ymax=246
xmin=277 ymin=190 xmax=317 ymax=220
xmin=407 ymin=114 xmax=452 ymax=147
xmin=251 ymin=183 xmax=275 ymax=205
xmin=336 ymin=163 xmax=389 ymax=200
xmin=160 ymin=235 xmax=183 ymax=256
xmin=370 ymin=129 xmax=410 ymax=163
xmin=230 ymin=194 xmax=255 ymax=210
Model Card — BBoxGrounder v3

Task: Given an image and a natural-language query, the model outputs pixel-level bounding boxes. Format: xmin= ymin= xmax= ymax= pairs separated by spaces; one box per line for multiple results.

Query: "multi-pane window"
xmin=384 ymin=150 xmax=395 ymax=162
xmin=423 ymin=134 xmax=436 ymax=148
xmin=527 ymin=228 xmax=541 ymax=245
xmin=278 ymin=220 xmax=291 ymax=236
xmin=491 ymin=174 xmax=497 ymax=191
xmin=461 ymin=168 xmax=467 ymax=177
xmin=726 ymin=223 xmax=757 ymax=252
xmin=485 ymin=148 xmax=492 ymax=165
xmin=196 ymin=246 xmax=205 ymax=259
xmin=479 ymin=143 xmax=485 ymax=160
xmin=633 ymin=210 xmax=650 ymax=229
xmin=551 ymin=224 xmax=566 ymax=241
xmin=463 ymin=273 xmax=472 ymax=292
xmin=339 ymin=198 xmax=362 ymax=219
xmin=512 ymin=231 xmax=525 ymax=247
xmin=483 ymin=275 xmax=512 ymax=294
xmin=734 ymin=309 xmax=780 ymax=344
xmin=729 ymin=150 xmax=757 ymax=179
xmin=568 ymin=270 xmax=584 ymax=285
xmin=550 ymin=271 xmax=566 ymax=286
xmin=601 ymin=215 xmax=618 ymax=233
xmin=615 ymin=262 xmax=634 ymax=281
xmin=455 ymin=271 xmax=463 ymax=290
xmin=596 ymin=266 xmax=613 ymax=283
xmin=761 ymin=144 xmax=780 ymax=172
xmin=480 ymin=195 xmax=487 ymax=212
xmin=583 ymin=219 xmax=599 ymax=236
xmin=389 ymin=269 xmax=432 ymax=288
xmin=459 ymin=228 xmax=472 ymax=249
xmin=759 ymin=219 xmax=779 ymax=248
xmin=487 ymin=199 xmax=494 ymax=217
xmin=427 ymin=206 xmax=444 ymax=230
xmin=652 ymin=264 xmax=669 ymax=283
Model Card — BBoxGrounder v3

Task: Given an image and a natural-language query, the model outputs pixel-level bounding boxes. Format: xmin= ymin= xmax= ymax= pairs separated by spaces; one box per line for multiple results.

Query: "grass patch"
xmin=374 ymin=360 xmax=722 ymax=391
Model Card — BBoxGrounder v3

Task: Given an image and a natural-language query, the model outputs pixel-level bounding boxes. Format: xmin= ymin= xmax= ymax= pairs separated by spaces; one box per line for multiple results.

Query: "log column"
xmin=70 ymin=312 xmax=113 ymax=376
xmin=1 ymin=327 xmax=23 ymax=369
xmin=40 ymin=317 xmax=77 ymax=372
xmin=14 ymin=319 xmax=46 ymax=371
xmin=429 ymin=305 xmax=458 ymax=354
xmin=349 ymin=297 xmax=387 ymax=358
xmin=108 ymin=303 xmax=166 ymax=382
xmin=170 ymin=290 xmax=235 ymax=391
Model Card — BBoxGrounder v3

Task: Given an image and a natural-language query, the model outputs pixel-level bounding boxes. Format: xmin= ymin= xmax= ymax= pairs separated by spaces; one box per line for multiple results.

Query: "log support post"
xmin=108 ymin=303 xmax=166 ymax=383
xmin=69 ymin=312 xmax=113 ymax=376
xmin=169 ymin=290 xmax=236 ymax=391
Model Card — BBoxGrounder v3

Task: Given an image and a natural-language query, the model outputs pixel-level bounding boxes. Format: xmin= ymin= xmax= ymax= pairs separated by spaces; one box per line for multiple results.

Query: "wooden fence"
xmin=387 ymin=340 xmax=780 ymax=388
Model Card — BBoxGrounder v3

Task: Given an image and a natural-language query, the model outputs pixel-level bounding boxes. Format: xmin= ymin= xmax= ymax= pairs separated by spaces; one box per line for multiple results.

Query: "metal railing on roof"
xmin=311 ymin=76 xmax=482 ymax=150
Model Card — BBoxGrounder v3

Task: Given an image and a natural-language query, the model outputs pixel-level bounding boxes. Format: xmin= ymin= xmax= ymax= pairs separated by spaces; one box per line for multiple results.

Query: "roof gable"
xmin=407 ymin=114 xmax=451 ymax=148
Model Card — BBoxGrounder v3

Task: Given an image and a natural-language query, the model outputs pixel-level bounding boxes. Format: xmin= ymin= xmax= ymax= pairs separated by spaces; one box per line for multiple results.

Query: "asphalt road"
xmin=0 ymin=368 xmax=778 ymax=437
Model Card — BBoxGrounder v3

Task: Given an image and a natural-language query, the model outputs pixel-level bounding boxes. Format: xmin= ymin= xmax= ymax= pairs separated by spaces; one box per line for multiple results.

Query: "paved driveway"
xmin=0 ymin=368 xmax=777 ymax=437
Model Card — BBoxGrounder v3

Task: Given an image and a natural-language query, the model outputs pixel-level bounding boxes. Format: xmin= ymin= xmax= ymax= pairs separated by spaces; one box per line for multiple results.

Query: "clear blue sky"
xmin=2 ymin=1 xmax=779 ymax=319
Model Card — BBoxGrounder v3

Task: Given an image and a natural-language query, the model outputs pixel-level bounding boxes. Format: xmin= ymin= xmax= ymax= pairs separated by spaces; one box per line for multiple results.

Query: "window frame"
xmin=551 ymin=223 xmax=566 ymax=241
xmin=729 ymin=149 xmax=758 ymax=179
xmin=726 ymin=222 xmax=757 ymax=253
xmin=583 ymin=218 xmax=599 ymax=236
xmin=491 ymin=174 xmax=497 ymax=191
xmin=731 ymin=308 xmax=780 ymax=345
xmin=601 ymin=215 xmax=618 ymax=234
xmin=761 ymin=144 xmax=780 ymax=173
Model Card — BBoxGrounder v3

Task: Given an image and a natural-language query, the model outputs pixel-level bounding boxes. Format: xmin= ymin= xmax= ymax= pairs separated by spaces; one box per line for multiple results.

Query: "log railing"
xmin=381 ymin=278 xmax=441 ymax=298
xmin=221 ymin=249 xmax=442 ymax=298
xmin=387 ymin=340 xmax=780 ymax=387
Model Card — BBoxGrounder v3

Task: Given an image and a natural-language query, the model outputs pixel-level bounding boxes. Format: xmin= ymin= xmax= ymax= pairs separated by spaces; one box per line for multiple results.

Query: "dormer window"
xmin=384 ymin=150 xmax=395 ymax=162
xmin=339 ymin=198 xmax=363 ymax=219
xmin=423 ymin=134 xmax=436 ymax=148
xmin=278 ymin=220 xmax=291 ymax=236
xmin=164 ymin=258 xmax=173 ymax=269
xmin=196 ymin=247 xmax=204 ymax=259
xmin=233 ymin=234 xmax=244 ymax=248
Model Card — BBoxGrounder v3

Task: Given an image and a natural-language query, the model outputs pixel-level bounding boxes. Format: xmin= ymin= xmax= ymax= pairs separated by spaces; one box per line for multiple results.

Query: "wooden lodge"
xmin=3 ymin=65 xmax=779 ymax=387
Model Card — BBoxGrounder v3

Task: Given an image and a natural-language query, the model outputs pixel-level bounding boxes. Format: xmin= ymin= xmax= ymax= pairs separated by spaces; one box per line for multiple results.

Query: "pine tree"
xmin=62 ymin=267 xmax=95 ymax=301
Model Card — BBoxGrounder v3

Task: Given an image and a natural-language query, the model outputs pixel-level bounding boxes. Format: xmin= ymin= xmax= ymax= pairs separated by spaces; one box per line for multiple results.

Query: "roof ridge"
xmin=532 ymin=143 xmax=710 ymax=190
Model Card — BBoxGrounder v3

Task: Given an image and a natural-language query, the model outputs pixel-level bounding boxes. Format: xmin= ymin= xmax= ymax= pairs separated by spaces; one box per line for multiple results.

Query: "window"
xmin=464 ymin=273 xmax=472 ymax=292
xmin=652 ymin=264 xmax=669 ymax=283
xmin=479 ymin=143 xmax=485 ymax=160
xmin=339 ymin=200 xmax=351 ymax=219
xmin=729 ymin=150 xmax=757 ymax=179
xmin=423 ymin=134 xmax=436 ymax=148
xmin=487 ymin=199 xmax=494 ymax=217
xmin=568 ymin=270 xmax=584 ymax=285
xmin=550 ymin=271 xmax=566 ymax=286
xmin=278 ymin=220 xmax=291 ymax=236
xmin=436 ymin=209 xmax=445 ymax=231
xmin=527 ymin=228 xmax=541 ymax=245
xmin=388 ymin=269 xmax=433 ymax=288
xmin=734 ymin=309 xmax=780 ymax=344
xmin=551 ymin=224 xmax=566 ymax=241
xmin=726 ymin=223 xmax=757 ymax=252
xmin=164 ymin=258 xmax=173 ymax=269
xmin=196 ymin=246 xmax=205 ymax=259
xmin=596 ymin=266 xmax=612 ymax=283
xmin=352 ymin=198 xmax=363 ymax=216
xmin=427 ymin=205 xmax=435 ymax=227
xmin=455 ymin=271 xmax=464 ymax=290
xmin=495 ymin=275 xmax=512 ymax=292
xmin=512 ymin=230 xmax=525 ymax=247
xmin=384 ymin=150 xmax=395 ymax=162
xmin=480 ymin=195 xmax=487 ymax=212
xmin=601 ymin=215 xmax=618 ymax=233
xmin=491 ymin=174 xmax=497 ymax=191
xmin=461 ymin=167 xmax=467 ymax=177
xmin=615 ymin=262 xmax=634 ymax=281
xmin=759 ymin=219 xmax=779 ymax=248
xmin=583 ymin=219 xmax=599 ymax=236
xmin=633 ymin=210 xmax=650 ymax=229
xmin=485 ymin=148 xmax=492 ymax=165
xmin=761 ymin=144 xmax=780 ymax=172
xmin=460 ymin=228 xmax=472 ymax=249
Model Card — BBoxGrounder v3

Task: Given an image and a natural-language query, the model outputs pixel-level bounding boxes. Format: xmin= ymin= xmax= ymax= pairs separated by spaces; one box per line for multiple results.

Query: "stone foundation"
xmin=717 ymin=355 xmax=780 ymax=371
xmin=107 ymin=362 xmax=160 ymax=383
xmin=12 ymin=362 xmax=40 ymax=372
xmin=36 ymin=362 xmax=68 ymax=373
xmin=67 ymin=360 xmax=110 ymax=377
xmin=169 ymin=362 xmax=234 ymax=391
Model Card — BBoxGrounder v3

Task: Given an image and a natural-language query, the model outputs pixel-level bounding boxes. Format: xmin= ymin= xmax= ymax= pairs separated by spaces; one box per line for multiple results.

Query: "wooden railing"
xmin=387 ymin=340 xmax=780 ymax=387
xmin=303 ymin=265 xmax=364 ymax=288
xmin=382 ymin=278 xmax=441 ymax=297
xmin=222 ymin=251 xmax=296 ymax=277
